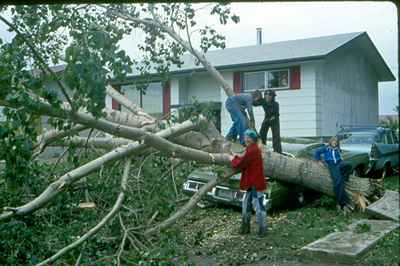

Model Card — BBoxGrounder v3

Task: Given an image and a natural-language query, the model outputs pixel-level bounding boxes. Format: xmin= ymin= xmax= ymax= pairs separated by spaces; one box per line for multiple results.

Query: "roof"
xmin=43 ymin=32 xmax=396 ymax=82
xmin=125 ymin=31 xmax=395 ymax=82
xmin=169 ymin=32 xmax=362 ymax=72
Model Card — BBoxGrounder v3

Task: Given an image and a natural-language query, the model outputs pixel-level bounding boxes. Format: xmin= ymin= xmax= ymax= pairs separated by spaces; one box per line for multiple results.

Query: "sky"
xmin=118 ymin=1 xmax=398 ymax=115
xmin=0 ymin=2 xmax=398 ymax=114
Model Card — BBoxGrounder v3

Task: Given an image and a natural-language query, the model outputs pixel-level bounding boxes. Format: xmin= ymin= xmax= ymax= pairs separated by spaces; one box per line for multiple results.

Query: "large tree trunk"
xmin=141 ymin=134 xmax=378 ymax=208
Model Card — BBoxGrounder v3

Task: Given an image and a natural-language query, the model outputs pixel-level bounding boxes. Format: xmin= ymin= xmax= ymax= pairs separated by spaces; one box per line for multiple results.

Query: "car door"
xmin=374 ymin=130 xmax=399 ymax=169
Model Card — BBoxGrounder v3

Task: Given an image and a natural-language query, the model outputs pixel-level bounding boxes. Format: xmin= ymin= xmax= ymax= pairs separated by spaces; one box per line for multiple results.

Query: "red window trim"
xmin=111 ymin=85 xmax=121 ymax=110
xmin=290 ymin=65 xmax=301 ymax=90
xmin=163 ymin=81 xmax=171 ymax=116
xmin=233 ymin=72 xmax=242 ymax=93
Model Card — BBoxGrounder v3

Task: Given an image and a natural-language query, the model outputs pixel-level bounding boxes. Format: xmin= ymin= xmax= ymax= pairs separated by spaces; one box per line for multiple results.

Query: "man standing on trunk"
xmin=225 ymin=91 xmax=262 ymax=146
xmin=254 ymin=90 xmax=282 ymax=153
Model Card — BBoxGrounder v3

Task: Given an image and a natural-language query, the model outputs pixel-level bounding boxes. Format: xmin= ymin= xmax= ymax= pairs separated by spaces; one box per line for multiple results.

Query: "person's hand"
xmin=249 ymin=120 xmax=256 ymax=129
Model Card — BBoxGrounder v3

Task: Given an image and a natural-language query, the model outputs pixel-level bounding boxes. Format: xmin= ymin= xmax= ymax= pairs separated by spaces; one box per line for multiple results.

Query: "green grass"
xmin=178 ymin=175 xmax=400 ymax=265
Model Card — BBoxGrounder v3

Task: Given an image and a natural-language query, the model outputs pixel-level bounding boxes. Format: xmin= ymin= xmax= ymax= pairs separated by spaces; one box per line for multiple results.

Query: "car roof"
xmin=338 ymin=126 xmax=390 ymax=134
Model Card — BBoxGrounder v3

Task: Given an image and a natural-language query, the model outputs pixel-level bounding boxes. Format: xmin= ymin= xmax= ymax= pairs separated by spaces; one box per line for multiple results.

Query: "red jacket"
xmin=231 ymin=143 xmax=266 ymax=192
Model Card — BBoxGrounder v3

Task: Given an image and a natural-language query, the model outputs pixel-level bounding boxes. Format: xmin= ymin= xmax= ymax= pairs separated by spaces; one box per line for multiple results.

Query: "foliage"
xmin=176 ymin=175 xmax=400 ymax=265
xmin=355 ymin=222 xmax=371 ymax=234
xmin=169 ymin=98 xmax=219 ymax=125
xmin=0 ymin=149 xmax=197 ymax=265
xmin=0 ymin=3 xmax=239 ymax=187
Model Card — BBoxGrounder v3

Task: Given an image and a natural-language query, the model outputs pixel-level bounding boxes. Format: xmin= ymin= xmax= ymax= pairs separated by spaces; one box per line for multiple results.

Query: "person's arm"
xmin=252 ymin=98 xmax=265 ymax=107
xmin=270 ymin=102 xmax=279 ymax=121
xmin=231 ymin=146 xmax=256 ymax=170
xmin=314 ymin=146 xmax=326 ymax=161
xmin=246 ymin=99 xmax=255 ymax=128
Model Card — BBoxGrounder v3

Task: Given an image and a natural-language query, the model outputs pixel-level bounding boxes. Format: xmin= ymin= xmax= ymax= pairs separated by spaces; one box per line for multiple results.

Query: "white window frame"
xmin=243 ymin=71 xmax=265 ymax=92
xmin=243 ymin=68 xmax=290 ymax=92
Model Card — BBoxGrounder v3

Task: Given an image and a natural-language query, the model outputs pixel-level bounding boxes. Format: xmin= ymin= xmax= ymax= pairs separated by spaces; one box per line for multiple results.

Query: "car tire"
xmin=352 ymin=167 xmax=363 ymax=177
xmin=382 ymin=164 xmax=392 ymax=179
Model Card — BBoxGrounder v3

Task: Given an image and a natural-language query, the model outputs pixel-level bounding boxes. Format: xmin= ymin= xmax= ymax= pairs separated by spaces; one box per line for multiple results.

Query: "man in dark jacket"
xmin=231 ymin=129 xmax=267 ymax=236
xmin=253 ymin=90 xmax=282 ymax=153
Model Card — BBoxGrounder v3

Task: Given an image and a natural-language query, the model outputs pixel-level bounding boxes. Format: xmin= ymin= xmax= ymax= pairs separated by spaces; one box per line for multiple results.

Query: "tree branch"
xmin=35 ymin=157 xmax=132 ymax=266
xmin=0 ymin=15 xmax=74 ymax=108
xmin=33 ymin=125 xmax=89 ymax=157
xmin=110 ymin=5 xmax=235 ymax=97
xmin=0 ymin=119 xmax=199 ymax=220
xmin=105 ymin=85 xmax=156 ymax=123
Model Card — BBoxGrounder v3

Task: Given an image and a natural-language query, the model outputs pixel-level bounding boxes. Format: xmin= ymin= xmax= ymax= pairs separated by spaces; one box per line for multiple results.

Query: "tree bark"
xmin=0 ymin=119 xmax=201 ymax=220
xmin=141 ymin=134 xmax=378 ymax=208
xmin=106 ymin=85 xmax=156 ymax=123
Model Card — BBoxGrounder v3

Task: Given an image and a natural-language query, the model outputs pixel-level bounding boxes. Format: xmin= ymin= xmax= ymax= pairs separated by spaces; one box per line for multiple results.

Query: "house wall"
xmin=171 ymin=62 xmax=320 ymax=137
xmin=316 ymin=49 xmax=379 ymax=136
xmin=210 ymin=63 xmax=318 ymax=138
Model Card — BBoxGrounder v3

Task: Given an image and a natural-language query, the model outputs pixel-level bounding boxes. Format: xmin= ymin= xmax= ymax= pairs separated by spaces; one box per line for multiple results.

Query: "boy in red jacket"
xmin=230 ymin=129 xmax=267 ymax=236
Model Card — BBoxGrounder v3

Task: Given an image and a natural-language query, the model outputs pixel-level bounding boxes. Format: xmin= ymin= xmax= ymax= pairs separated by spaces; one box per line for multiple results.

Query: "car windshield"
xmin=340 ymin=133 xmax=377 ymax=144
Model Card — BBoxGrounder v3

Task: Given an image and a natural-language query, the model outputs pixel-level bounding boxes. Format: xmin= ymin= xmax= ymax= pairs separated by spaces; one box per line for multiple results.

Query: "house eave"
xmin=112 ymin=55 xmax=325 ymax=85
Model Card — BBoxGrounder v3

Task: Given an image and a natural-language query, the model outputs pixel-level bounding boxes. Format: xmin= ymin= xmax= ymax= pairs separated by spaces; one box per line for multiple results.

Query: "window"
xmin=243 ymin=72 xmax=265 ymax=91
xmin=268 ymin=70 xmax=289 ymax=88
xmin=0 ymin=106 xmax=5 ymax=122
xmin=243 ymin=69 xmax=290 ymax=92
xmin=385 ymin=132 xmax=394 ymax=144
xmin=121 ymin=82 xmax=163 ymax=117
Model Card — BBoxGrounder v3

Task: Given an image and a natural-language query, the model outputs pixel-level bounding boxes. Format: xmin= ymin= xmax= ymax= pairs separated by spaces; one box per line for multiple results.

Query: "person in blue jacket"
xmin=314 ymin=136 xmax=352 ymax=213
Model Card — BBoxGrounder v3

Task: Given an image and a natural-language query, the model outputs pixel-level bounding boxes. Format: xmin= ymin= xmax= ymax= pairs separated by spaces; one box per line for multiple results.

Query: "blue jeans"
xmin=326 ymin=162 xmax=349 ymax=207
xmin=242 ymin=187 xmax=267 ymax=231
xmin=225 ymin=97 xmax=247 ymax=145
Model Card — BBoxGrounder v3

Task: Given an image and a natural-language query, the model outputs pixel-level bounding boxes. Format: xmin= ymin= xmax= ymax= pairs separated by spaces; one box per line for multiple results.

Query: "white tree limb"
xmin=35 ymin=157 xmax=132 ymax=266
xmin=106 ymin=85 xmax=155 ymax=123
xmin=0 ymin=119 xmax=199 ymax=220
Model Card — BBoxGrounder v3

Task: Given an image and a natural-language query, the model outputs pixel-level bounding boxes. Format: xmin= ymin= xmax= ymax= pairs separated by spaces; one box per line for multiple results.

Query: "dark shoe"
xmin=258 ymin=226 xmax=267 ymax=237
xmin=239 ymin=221 xmax=250 ymax=235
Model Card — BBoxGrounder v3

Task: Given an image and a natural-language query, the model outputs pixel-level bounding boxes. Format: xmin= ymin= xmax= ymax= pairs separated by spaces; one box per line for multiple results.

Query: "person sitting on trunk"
xmin=253 ymin=89 xmax=282 ymax=153
xmin=225 ymin=91 xmax=262 ymax=146
xmin=230 ymin=129 xmax=267 ymax=236
xmin=314 ymin=136 xmax=352 ymax=214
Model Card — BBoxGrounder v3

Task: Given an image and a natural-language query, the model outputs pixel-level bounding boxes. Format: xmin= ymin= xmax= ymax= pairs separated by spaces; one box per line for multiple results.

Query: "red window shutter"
xmin=163 ymin=81 xmax=171 ymax=116
xmin=290 ymin=66 xmax=301 ymax=90
xmin=233 ymin=72 xmax=242 ymax=93
xmin=111 ymin=85 xmax=121 ymax=110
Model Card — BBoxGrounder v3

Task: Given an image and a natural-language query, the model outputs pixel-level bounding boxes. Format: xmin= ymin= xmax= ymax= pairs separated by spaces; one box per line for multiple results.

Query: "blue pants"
xmin=225 ymin=97 xmax=247 ymax=145
xmin=326 ymin=162 xmax=350 ymax=207
xmin=242 ymin=187 xmax=267 ymax=230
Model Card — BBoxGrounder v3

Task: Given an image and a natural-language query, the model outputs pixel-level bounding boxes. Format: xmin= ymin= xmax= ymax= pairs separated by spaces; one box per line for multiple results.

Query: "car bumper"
xmin=182 ymin=180 xmax=270 ymax=209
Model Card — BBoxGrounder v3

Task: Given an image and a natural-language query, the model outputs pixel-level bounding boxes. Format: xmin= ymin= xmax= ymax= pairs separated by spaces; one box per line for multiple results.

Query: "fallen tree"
xmin=0 ymin=3 xmax=383 ymax=265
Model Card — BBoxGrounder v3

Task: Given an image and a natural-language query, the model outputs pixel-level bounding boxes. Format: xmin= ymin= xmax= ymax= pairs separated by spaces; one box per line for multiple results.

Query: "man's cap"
xmin=265 ymin=90 xmax=276 ymax=96
xmin=244 ymin=129 xmax=258 ymax=142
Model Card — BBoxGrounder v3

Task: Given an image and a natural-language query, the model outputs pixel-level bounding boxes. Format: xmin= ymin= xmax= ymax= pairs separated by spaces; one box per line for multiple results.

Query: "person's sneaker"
xmin=239 ymin=221 xmax=250 ymax=235
xmin=342 ymin=205 xmax=352 ymax=216
xmin=258 ymin=227 xmax=267 ymax=237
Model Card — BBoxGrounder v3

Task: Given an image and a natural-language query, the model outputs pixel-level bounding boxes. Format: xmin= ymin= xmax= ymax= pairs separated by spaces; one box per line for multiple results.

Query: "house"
xmin=110 ymin=31 xmax=395 ymax=138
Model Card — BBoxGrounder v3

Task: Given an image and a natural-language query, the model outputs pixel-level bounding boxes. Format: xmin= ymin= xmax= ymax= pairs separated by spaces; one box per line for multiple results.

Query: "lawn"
xmin=177 ymin=175 xmax=399 ymax=265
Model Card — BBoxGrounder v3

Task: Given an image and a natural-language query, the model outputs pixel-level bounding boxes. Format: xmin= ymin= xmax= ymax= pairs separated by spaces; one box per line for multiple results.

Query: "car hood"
xmin=341 ymin=144 xmax=371 ymax=154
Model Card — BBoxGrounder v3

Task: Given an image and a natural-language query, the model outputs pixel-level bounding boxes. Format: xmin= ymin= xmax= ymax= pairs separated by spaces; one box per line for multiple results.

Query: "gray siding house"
xmin=5 ymin=32 xmax=391 ymax=139
xmin=110 ymin=31 xmax=394 ymax=138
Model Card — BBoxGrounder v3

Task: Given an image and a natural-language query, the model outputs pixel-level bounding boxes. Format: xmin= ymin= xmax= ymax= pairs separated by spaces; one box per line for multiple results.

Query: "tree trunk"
xmin=141 ymin=134 xmax=378 ymax=208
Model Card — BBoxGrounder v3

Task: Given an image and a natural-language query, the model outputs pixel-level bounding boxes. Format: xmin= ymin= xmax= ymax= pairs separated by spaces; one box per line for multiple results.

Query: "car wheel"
xmin=352 ymin=167 xmax=363 ymax=177
xmin=382 ymin=164 xmax=392 ymax=179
